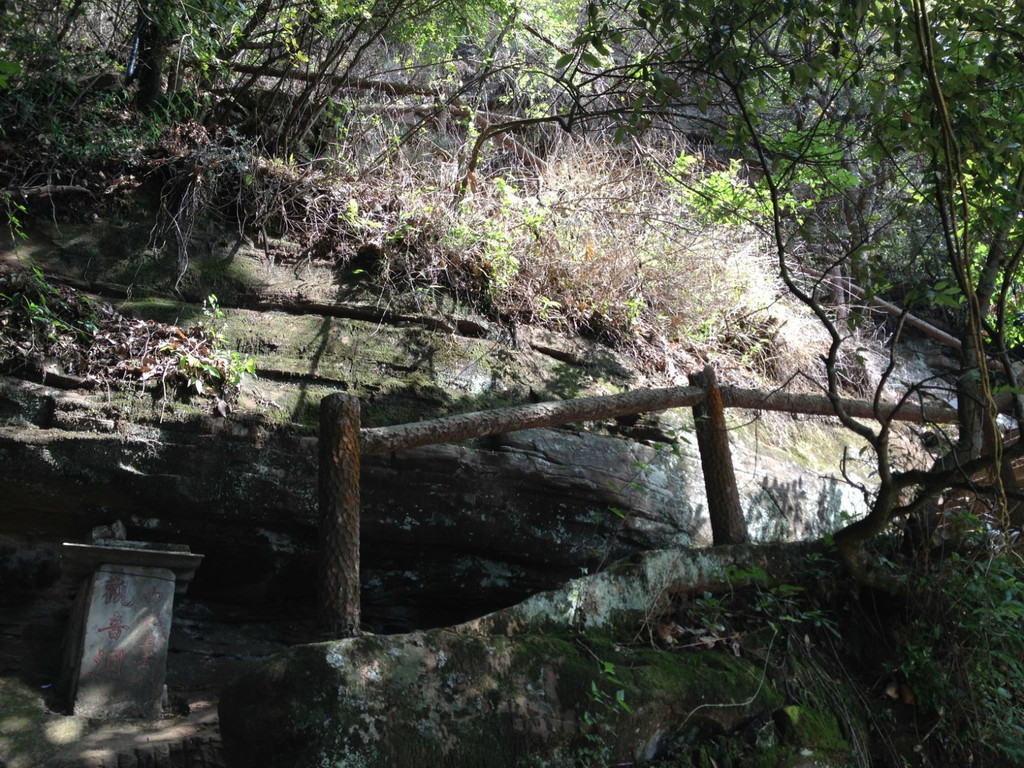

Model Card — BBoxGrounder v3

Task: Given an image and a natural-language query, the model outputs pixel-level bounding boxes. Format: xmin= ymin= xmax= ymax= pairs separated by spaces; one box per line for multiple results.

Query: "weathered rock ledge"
xmin=219 ymin=543 xmax=855 ymax=768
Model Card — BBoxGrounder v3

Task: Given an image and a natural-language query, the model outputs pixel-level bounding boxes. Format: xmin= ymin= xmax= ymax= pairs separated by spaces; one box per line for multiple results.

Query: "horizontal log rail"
xmin=359 ymin=385 xmax=959 ymax=456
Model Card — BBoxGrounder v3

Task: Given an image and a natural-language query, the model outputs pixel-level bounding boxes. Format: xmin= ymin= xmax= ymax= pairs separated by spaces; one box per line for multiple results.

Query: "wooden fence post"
xmin=690 ymin=365 xmax=748 ymax=545
xmin=318 ymin=393 xmax=361 ymax=636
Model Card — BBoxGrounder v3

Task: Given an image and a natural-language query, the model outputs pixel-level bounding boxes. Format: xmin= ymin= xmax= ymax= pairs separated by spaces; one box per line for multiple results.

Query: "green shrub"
xmin=898 ymin=550 xmax=1024 ymax=763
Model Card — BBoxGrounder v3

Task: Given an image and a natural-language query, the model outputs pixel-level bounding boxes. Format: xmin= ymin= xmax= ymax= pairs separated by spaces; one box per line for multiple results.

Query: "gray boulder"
xmin=218 ymin=545 xmax=801 ymax=768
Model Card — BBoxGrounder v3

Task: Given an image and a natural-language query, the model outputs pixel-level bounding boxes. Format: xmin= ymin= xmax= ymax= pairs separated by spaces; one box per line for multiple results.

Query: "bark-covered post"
xmin=690 ymin=365 xmax=748 ymax=545
xmin=318 ymin=393 xmax=361 ymax=636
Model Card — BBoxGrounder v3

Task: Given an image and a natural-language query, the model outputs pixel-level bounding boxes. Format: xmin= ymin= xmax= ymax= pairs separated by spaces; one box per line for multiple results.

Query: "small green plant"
xmin=162 ymin=294 xmax=256 ymax=397
xmin=724 ymin=562 xmax=770 ymax=586
xmin=752 ymin=582 xmax=840 ymax=639
xmin=173 ymin=349 xmax=222 ymax=396
xmin=694 ymin=591 xmax=728 ymax=634
xmin=669 ymin=140 xmax=858 ymax=231
xmin=0 ymin=266 xmax=96 ymax=344
xmin=480 ymin=180 xmax=527 ymax=293
xmin=722 ymin=562 xmax=841 ymax=639
xmin=576 ymin=660 xmax=631 ymax=767
xmin=2 ymin=192 xmax=28 ymax=242
xmin=671 ymin=157 xmax=771 ymax=226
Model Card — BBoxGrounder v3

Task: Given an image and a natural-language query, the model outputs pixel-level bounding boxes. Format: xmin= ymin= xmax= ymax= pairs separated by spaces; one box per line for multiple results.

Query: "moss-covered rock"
xmin=218 ymin=629 xmax=781 ymax=768
xmin=774 ymin=704 xmax=848 ymax=751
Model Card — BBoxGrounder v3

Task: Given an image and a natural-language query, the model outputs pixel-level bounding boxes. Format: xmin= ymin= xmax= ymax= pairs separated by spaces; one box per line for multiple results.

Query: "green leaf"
xmin=791 ymin=63 xmax=812 ymax=86
xmin=616 ymin=689 xmax=632 ymax=712
xmin=0 ymin=60 xmax=20 ymax=89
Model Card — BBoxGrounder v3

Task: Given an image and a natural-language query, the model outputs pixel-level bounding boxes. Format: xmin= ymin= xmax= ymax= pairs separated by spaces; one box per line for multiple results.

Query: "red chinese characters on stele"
xmin=89 ymin=573 xmax=168 ymax=680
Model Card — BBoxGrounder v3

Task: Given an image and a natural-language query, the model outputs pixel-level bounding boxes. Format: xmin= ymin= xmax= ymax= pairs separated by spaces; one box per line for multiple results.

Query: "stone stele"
xmin=66 ymin=563 xmax=176 ymax=719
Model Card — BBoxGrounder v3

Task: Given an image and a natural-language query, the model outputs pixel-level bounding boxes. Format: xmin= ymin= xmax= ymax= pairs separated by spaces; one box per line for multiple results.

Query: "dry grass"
xmin=108 ymin=116 xmax=838 ymax=391
xmin=369 ymin=136 xmax=828 ymax=387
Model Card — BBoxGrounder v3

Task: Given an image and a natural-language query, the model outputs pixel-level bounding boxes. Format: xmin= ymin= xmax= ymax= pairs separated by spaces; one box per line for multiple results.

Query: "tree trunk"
xmin=130 ymin=4 xmax=166 ymax=111
xmin=690 ymin=365 xmax=748 ymax=545
xmin=318 ymin=393 xmax=361 ymax=636
xmin=955 ymin=332 xmax=1001 ymax=460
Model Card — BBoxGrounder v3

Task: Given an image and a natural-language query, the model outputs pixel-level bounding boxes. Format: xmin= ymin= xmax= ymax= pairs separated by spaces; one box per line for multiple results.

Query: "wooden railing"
xmin=316 ymin=367 xmax=959 ymax=635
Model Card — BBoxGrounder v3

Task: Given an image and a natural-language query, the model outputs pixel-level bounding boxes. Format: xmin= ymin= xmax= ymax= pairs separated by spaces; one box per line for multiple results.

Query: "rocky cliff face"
xmin=1 ymin=374 xmax=863 ymax=633
xmin=1 ymin=220 xmax=871 ymax=631
xmin=0 ymin=219 xmax=874 ymax=766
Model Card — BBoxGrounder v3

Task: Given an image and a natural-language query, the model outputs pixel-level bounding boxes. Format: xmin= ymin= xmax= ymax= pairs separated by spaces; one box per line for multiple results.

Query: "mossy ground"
xmin=0 ymin=677 xmax=51 ymax=768
xmin=775 ymin=705 xmax=848 ymax=751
